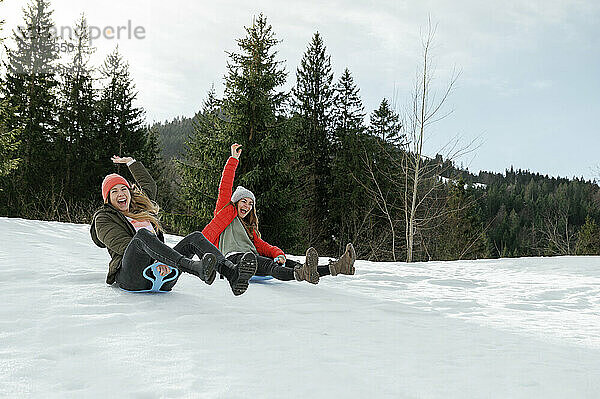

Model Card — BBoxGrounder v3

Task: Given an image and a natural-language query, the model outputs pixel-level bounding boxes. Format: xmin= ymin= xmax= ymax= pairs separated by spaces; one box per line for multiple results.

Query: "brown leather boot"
xmin=329 ymin=243 xmax=356 ymax=276
xmin=294 ymin=247 xmax=319 ymax=284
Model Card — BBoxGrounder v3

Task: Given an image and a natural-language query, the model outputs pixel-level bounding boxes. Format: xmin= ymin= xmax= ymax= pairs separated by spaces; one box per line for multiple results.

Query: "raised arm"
xmin=111 ymin=155 xmax=157 ymax=200
xmin=214 ymin=144 xmax=242 ymax=215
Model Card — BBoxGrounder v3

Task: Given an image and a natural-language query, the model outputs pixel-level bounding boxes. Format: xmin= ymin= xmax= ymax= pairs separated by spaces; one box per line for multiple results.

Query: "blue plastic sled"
xmin=250 ymin=275 xmax=274 ymax=283
xmin=121 ymin=262 xmax=179 ymax=293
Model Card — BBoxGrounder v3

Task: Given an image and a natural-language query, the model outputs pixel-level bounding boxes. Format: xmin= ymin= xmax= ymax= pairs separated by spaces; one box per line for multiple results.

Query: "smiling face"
xmin=108 ymin=184 xmax=131 ymax=212
xmin=236 ymin=197 xmax=254 ymax=219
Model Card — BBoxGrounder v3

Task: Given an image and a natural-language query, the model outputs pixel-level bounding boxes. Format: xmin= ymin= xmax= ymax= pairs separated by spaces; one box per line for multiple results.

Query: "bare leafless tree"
xmin=401 ymin=20 xmax=482 ymax=262
xmin=537 ymin=207 xmax=576 ymax=255
xmin=353 ymin=19 xmax=482 ymax=262
xmin=403 ymin=21 xmax=453 ymax=262
xmin=356 ymin=146 xmax=399 ymax=260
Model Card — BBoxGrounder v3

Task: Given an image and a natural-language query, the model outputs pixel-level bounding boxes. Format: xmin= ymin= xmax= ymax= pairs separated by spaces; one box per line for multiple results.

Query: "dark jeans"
xmin=226 ymin=253 xmax=331 ymax=281
xmin=116 ymin=229 xmax=225 ymax=291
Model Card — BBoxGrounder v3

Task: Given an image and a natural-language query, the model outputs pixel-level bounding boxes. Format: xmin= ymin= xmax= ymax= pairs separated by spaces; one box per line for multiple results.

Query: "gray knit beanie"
xmin=231 ymin=186 xmax=256 ymax=204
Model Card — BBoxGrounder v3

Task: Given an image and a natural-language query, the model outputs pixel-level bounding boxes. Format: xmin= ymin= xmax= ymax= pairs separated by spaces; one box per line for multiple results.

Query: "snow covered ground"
xmin=1 ymin=217 xmax=599 ymax=398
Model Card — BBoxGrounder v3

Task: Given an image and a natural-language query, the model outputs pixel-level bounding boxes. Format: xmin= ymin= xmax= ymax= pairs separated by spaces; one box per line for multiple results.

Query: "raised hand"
xmin=231 ymin=143 xmax=242 ymax=159
xmin=111 ymin=155 xmax=134 ymax=164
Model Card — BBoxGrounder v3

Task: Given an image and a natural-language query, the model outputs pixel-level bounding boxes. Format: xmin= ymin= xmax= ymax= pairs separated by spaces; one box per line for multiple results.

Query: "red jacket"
xmin=201 ymin=157 xmax=285 ymax=259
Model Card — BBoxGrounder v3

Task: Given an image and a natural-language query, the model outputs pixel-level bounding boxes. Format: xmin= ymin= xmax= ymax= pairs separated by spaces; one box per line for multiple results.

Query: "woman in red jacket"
xmin=202 ymin=144 xmax=356 ymax=284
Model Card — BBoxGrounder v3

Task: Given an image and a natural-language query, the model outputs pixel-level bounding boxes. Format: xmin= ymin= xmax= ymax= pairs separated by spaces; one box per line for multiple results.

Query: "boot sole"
xmin=202 ymin=253 xmax=217 ymax=285
xmin=305 ymin=247 xmax=320 ymax=284
xmin=232 ymin=252 xmax=257 ymax=296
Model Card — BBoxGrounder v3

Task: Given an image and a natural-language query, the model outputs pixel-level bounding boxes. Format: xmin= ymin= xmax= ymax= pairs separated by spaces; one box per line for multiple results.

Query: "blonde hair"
xmin=108 ymin=184 xmax=163 ymax=233
xmin=233 ymin=200 xmax=260 ymax=239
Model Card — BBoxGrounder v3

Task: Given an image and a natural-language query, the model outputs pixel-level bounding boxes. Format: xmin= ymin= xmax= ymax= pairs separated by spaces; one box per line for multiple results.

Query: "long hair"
xmin=233 ymin=200 xmax=260 ymax=239
xmin=108 ymin=185 xmax=163 ymax=233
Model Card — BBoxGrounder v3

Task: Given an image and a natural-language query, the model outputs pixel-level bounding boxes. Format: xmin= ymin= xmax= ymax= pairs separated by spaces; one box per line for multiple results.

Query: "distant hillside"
xmin=152 ymin=114 xmax=197 ymax=160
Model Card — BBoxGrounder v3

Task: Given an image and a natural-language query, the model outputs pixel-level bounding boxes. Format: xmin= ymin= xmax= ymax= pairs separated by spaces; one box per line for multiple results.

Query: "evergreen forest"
xmin=2 ymin=0 xmax=600 ymax=261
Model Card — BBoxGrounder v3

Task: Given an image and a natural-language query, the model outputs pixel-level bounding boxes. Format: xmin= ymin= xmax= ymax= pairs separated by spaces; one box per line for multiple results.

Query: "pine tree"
xmin=173 ymin=88 xmax=230 ymax=234
xmin=0 ymin=0 xmax=21 ymax=178
xmin=179 ymin=87 xmax=226 ymax=224
xmin=0 ymin=0 xmax=59 ymax=214
xmin=331 ymin=68 xmax=365 ymax=142
xmin=95 ymin=47 xmax=148 ymax=177
xmin=141 ymin=125 xmax=162 ymax=174
xmin=222 ymin=14 xmax=287 ymax=148
xmin=369 ymin=98 xmax=404 ymax=145
xmin=0 ymin=103 xmax=21 ymax=177
xmin=218 ymin=14 xmax=302 ymax=251
xmin=575 ymin=216 xmax=600 ymax=255
xmin=291 ymin=32 xmax=335 ymax=251
xmin=436 ymin=180 xmax=488 ymax=260
xmin=56 ymin=14 xmax=97 ymax=202
xmin=142 ymin=124 xmax=177 ymax=215
xmin=329 ymin=68 xmax=368 ymax=253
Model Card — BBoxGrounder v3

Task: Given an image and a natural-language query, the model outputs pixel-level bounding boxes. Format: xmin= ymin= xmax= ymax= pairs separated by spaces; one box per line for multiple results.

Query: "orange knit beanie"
xmin=102 ymin=174 xmax=130 ymax=201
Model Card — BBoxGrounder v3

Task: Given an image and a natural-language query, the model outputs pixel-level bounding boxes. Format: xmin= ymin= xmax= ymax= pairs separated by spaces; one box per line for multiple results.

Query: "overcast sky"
xmin=2 ymin=0 xmax=599 ymax=179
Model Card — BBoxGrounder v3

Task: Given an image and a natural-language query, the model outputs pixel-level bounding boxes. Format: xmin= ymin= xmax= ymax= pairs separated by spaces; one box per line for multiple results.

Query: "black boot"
xmin=178 ymin=253 xmax=217 ymax=285
xmin=219 ymin=252 xmax=258 ymax=296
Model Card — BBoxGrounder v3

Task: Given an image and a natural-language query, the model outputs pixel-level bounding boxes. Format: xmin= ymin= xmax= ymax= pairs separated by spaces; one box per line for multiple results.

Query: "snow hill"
xmin=1 ymin=217 xmax=599 ymax=398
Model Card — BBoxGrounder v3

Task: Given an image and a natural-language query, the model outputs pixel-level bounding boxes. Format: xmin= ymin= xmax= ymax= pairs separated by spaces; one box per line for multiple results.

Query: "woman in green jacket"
xmin=90 ymin=155 xmax=257 ymax=295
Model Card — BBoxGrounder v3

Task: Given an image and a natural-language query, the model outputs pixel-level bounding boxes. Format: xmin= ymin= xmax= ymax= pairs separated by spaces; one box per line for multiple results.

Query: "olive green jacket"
xmin=90 ymin=161 xmax=164 ymax=284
